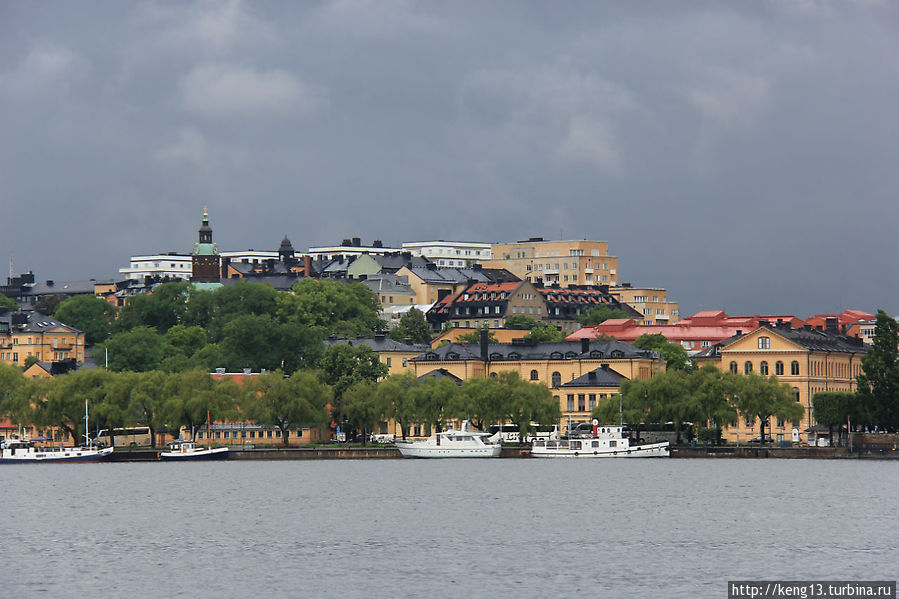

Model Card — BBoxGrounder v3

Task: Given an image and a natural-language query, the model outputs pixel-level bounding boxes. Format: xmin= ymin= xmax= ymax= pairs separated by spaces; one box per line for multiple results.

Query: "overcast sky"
xmin=1 ymin=1 xmax=897 ymax=318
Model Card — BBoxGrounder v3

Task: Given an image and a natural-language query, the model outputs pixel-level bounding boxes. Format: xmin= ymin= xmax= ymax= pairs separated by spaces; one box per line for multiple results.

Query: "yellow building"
xmin=611 ymin=284 xmax=680 ymax=325
xmin=412 ymin=338 xmax=663 ymax=425
xmin=323 ymin=335 xmax=428 ymax=377
xmin=395 ymin=264 xmax=496 ymax=305
xmin=699 ymin=322 xmax=867 ymax=444
xmin=0 ymin=311 xmax=86 ymax=366
xmin=482 ymin=238 xmax=619 ymax=287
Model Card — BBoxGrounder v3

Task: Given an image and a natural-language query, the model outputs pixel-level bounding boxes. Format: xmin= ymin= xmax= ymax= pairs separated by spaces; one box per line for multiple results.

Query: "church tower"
xmin=191 ymin=208 xmax=221 ymax=282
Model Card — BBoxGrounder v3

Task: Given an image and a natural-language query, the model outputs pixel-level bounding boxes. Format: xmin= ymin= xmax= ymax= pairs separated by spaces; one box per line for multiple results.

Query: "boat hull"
xmin=0 ymin=446 xmax=114 ymax=463
xmin=394 ymin=443 xmax=502 ymax=458
xmin=530 ymin=441 xmax=669 ymax=458
xmin=159 ymin=447 xmax=230 ymax=461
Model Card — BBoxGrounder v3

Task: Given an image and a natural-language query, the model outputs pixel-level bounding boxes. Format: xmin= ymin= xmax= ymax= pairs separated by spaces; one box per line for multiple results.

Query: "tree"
xmin=162 ymin=369 xmax=235 ymax=440
xmin=813 ymin=392 xmax=859 ymax=446
xmin=340 ymin=380 xmax=386 ymax=443
xmin=244 ymin=370 xmax=332 ymax=446
xmin=218 ymin=314 xmax=322 ymax=374
xmin=376 ymin=372 xmax=419 ymax=440
xmin=633 ymin=333 xmax=690 ymax=371
xmin=23 ymin=355 xmax=40 ymax=369
xmin=577 ymin=305 xmax=632 ymax=327
xmin=101 ymin=326 xmax=173 ymax=372
xmin=127 ymin=371 xmax=169 ymax=448
xmin=690 ymin=365 xmax=740 ymax=444
xmin=0 ymin=362 xmax=29 ymax=425
xmin=278 ymin=278 xmax=382 ymax=337
xmin=318 ymin=344 xmax=388 ymax=427
xmin=524 ymin=322 xmax=566 ymax=343
xmin=0 ymin=292 xmax=18 ymax=311
xmin=188 ymin=282 xmax=281 ymax=342
xmin=387 ymin=308 xmax=433 ymax=344
xmin=53 ymin=295 xmax=117 ymax=345
xmin=503 ymin=315 xmax=538 ymax=330
xmin=413 ymin=376 xmax=459 ymax=435
xmin=453 ymin=377 xmax=506 ymax=432
xmin=42 ymin=369 xmax=113 ymax=446
xmin=734 ymin=374 xmax=804 ymax=444
xmin=497 ymin=372 xmax=560 ymax=443
xmin=115 ymin=281 xmax=189 ymax=333
xmin=856 ymin=310 xmax=899 ymax=431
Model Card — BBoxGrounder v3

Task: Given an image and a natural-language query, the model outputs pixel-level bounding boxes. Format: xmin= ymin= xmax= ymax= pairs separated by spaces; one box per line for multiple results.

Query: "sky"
xmin=1 ymin=0 xmax=897 ymax=318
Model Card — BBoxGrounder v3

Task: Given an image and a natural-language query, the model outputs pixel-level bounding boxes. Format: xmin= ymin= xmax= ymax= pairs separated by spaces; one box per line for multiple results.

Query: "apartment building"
xmin=401 ymin=241 xmax=493 ymax=268
xmin=0 ymin=310 xmax=86 ymax=366
xmin=482 ymin=238 xmax=619 ymax=287
xmin=611 ymin=284 xmax=680 ymax=325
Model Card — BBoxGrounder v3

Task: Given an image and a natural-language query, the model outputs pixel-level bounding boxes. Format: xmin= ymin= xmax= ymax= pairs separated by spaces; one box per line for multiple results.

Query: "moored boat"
xmin=395 ymin=421 xmax=502 ymax=458
xmin=159 ymin=439 xmax=229 ymax=461
xmin=530 ymin=422 xmax=669 ymax=458
xmin=0 ymin=438 xmax=114 ymax=463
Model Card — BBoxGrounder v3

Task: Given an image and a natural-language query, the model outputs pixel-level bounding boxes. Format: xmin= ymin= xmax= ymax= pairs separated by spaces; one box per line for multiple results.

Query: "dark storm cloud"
xmin=1 ymin=0 xmax=896 ymax=317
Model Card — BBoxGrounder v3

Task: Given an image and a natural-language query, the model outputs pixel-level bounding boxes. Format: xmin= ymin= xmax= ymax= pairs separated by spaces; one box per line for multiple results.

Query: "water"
xmin=2 ymin=459 xmax=896 ymax=598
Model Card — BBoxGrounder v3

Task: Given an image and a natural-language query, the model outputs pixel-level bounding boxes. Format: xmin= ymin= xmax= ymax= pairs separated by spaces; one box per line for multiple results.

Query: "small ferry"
xmin=395 ymin=421 xmax=502 ymax=458
xmin=0 ymin=438 xmax=114 ymax=463
xmin=530 ymin=421 xmax=669 ymax=458
xmin=159 ymin=439 xmax=229 ymax=461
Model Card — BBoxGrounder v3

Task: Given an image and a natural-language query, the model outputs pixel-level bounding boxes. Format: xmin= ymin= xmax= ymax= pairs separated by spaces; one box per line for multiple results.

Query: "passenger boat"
xmin=0 ymin=438 xmax=114 ymax=463
xmin=394 ymin=421 xmax=502 ymax=458
xmin=159 ymin=439 xmax=229 ymax=461
xmin=530 ymin=421 xmax=669 ymax=458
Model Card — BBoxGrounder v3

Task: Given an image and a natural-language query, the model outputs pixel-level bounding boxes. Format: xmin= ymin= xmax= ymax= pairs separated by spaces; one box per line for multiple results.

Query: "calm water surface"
xmin=1 ymin=459 xmax=896 ymax=598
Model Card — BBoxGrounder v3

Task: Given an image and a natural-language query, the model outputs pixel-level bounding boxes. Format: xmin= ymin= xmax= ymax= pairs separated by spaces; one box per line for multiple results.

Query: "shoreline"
xmin=105 ymin=445 xmax=899 ymax=461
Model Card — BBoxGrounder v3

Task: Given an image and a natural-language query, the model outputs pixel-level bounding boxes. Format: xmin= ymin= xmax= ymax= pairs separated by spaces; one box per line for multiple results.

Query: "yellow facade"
xmin=395 ymin=266 xmax=471 ymax=305
xmin=0 ymin=324 xmax=85 ymax=366
xmin=482 ymin=239 xmax=619 ymax=287
xmin=611 ymin=286 xmax=680 ymax=325
xmin=701 ymin=327 xmax=865 ymax=444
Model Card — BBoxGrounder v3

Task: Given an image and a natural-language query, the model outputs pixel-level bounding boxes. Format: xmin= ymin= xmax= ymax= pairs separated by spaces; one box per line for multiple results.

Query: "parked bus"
xmin=93 ymin=427 xmax=153 ymax=448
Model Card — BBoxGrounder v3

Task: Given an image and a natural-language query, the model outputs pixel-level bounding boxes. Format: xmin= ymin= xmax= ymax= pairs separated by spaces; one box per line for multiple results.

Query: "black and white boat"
xmin=530 ymin=421 xmax=669 ymax=458
xmin=159 ymin=439 xmax=229 ymax=461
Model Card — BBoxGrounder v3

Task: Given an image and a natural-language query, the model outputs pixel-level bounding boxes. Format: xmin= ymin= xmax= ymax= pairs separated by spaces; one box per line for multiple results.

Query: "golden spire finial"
xmin=203 ymin=206 xmax=208 ymax=219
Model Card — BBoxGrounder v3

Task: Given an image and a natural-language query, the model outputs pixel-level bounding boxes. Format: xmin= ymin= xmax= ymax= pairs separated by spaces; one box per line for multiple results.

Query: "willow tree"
xmin=735 ymin=374 xmax=804 ymax=444
xmin=243 ymin=370 xmax=332 ymax=446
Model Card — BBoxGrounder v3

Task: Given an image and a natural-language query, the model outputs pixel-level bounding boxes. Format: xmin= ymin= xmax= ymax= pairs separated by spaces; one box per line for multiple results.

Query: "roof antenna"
xmin=8 ymin=248 xmax=12 ymax=283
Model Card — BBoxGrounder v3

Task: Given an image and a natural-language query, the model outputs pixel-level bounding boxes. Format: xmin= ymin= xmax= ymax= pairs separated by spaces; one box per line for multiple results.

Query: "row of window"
xmin=564 ymin=393 xmax=618 ymax=412
xmin=730 ymin=359 xmax=860 ymax=378
xmin=731 ymin=360 xmax=801 ymax=376
xmin=197 ymin=428 xmax=306 ymax=440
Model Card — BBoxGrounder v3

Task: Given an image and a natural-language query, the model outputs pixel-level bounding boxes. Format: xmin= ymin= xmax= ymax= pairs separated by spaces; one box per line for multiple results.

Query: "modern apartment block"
xmin=401 ymin=240 xmax=493 ymax=268
xmin=481 ymin=238 xmax=619 ymax=287
xmin=119 ymin=253 xmax=193 ymax=281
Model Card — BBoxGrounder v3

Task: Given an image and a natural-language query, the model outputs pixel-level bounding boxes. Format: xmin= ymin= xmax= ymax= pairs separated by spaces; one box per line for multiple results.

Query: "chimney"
xmin=373 ymin=240 xmax=383 ymax=248
xmin=352 ymin=237 xmax=361 ymax=247
xmin=480 ymin=328 xmax=489 ymax=362
xmin=581 ymin=338 xmax=590 ymax=354
xmin=825 ymin=317 xmax=839 ymax=333
xmin=304 ymin=255 xmax=312 ymax=277
xmin=588 ymin=370 xmax=596 ymax=381
xmin=374 ymin=333 xmax=386 ymax=342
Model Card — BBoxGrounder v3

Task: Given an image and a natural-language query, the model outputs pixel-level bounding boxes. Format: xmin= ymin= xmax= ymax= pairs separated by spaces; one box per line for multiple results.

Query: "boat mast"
xmin=207 ymin=410 xmax=211 ymax=449
xmin=85 ymin=399 xmax=90 ymax=449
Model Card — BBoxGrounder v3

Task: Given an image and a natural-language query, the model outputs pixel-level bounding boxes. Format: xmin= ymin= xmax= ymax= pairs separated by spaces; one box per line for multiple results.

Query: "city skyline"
xmin=2 ymin=1 xmax=897 ymax=318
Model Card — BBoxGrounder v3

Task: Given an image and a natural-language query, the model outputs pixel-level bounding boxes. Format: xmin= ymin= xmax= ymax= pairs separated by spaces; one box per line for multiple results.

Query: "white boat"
xmin=159 ymin=439 xmax=229 ymax=461
xmin=0 ymin=438 xmax=114 ymax=463
xmin=530 ymin=423 xmax=669 ymax=458
xmin=395 ymin=421 xmax=502 ymax=458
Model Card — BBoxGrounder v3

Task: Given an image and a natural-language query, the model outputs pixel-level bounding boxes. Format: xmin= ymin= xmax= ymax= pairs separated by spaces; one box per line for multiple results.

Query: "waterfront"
xmin=2 ymin=460 xmax=896 ymax=598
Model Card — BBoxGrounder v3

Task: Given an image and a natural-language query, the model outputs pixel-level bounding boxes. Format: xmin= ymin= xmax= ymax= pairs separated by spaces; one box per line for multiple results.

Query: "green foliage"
xmin=524 ymin=322 xmax=566 ymax=343
xmin=278 ymin=278 xmax=382 ymax=337
xmin=101 ymin=327 xmax=173 ymax=372
xmin=244 ymin=370 xmax=332 ymax=445
xmin=340 ymin=380 xmax=386 ymax=441
xmin=633 ymin=333 xmax=690 ymax=371
xmin=0 ymin=362 xmax=29 ymax=424
xmin=734 ymin=374 xmax=804 ymax=443
xmin=23 ymin=355 xmax=40 ymax=369
xmin=318 ymin=344 xmax=388 ymax=422
xmin=856 ymin=310 xmax=899 ymax=431
xmin=375 ymin=372 xmax=420 ymax=439
xmin=413 ymin=376 xmax=459 ymax=434
xmin=387 ymin=308 xmax=433 ymax=345
xmin=33 ymin=295 xmax=63 ymax=315
xmin=503 ymin=315 xmax=538 ymax=330
xmin=41 ymin=369 xmax=113 ymax=445
xmin=0 ymin=292 xmax=18 ymax=311
xmin=162 ymin=369 xmax=237 ymax=440
xmin=115 ymin=281 xmax=190 ymax=333
xmin=215 ymin=314 xmax=322 ymax=375
xmin=577 ymin=305 xmax=632 ymax=327
xmin=53 ymin=295 xmax=117 ymax=345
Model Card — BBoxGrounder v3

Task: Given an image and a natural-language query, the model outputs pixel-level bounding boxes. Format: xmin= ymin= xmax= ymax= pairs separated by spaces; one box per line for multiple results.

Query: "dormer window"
xmin=758 ymin=336 xmax=770 ymax=349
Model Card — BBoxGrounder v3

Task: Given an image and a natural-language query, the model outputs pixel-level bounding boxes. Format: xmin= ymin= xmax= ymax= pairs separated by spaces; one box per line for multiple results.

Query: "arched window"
xmin=775 ymin=361 xmax=784 ymax=375
xmin=551 ymin=372 xmax=561 ymax=388
xmin=530 ymin=369 xmax=539 ymax=381
xmin=792 ymin=387 xmax=800 ymax=402
xmin=758 ymin=336 xmax=770 ymax=349
xmin=759 ymin=361 xmax=769 ymax=375
xmin=729 ymin=361 xmax=738 ymax=374
xmin=744 ymin=361 xmax=753 ymax=374
xmin=791 ymin=361 xmax=800 ymax=375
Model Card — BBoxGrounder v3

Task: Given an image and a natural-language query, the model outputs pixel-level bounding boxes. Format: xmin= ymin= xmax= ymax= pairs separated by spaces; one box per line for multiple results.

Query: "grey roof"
xmin=372 ymin=254 xmax=429 ymax=272
xmin=560 ymin=366 xmax=627 ymax=388
xmin=324 ymin=335 xmax=430 ymax=353
xmin=361 ymin=274 xmax=413 ymax=294
xmin=414 ymin=340 xmax=656 ymax=362
xmin=0 ymin=311 xmax=81 ymax=334
xmin=406 ymin=266 xmax=492 ymax=284
xmin=708 ymin=324 xmax=869 ymax=356
xmin=417 ymin=368 xmax=463 ymax=384
xmin=24 ymin=279 xmax=98 ymax=296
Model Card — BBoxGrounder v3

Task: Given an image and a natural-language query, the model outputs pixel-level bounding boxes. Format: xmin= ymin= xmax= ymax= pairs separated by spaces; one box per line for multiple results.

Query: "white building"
xmin=220 ymin=250 xmax=284 ymax=265
xmin=119 ymin=253 xmax=192 ymax=280
xmin=306 ymin=238 xmax=400 ymax=261
xmin=401 ymin=240 xmax=493 ymax=268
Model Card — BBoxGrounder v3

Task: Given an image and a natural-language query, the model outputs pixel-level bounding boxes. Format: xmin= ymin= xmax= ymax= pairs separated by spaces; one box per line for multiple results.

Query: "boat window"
xmin=592 ymin=441 xmax=599 ymax=448
xmin=610 ymin=440 xmax=617 ymax=447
